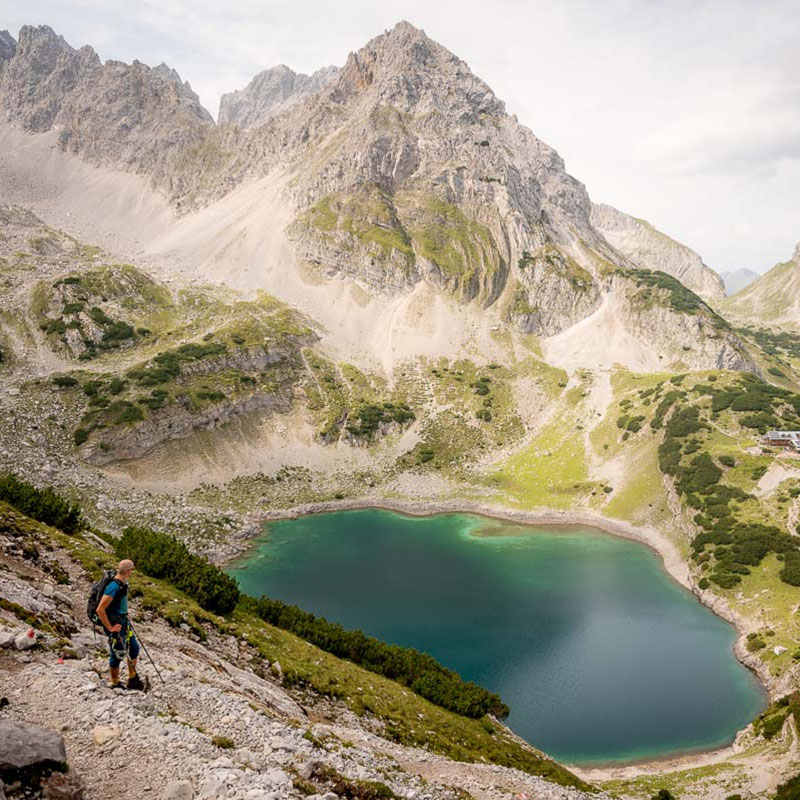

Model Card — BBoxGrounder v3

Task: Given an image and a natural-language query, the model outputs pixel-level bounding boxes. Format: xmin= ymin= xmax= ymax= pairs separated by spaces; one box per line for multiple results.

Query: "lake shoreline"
xmin=233 ymin=495 xmax=774 ymax=778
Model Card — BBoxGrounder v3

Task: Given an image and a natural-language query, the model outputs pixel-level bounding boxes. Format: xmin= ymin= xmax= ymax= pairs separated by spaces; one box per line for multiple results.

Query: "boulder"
xmin=92 ymin=700 xmax=113 ymax=719
xmin=296 ymin=760 xmax=325 ymax=781
xmin=0 ymin=721 xmax=67 ymax=770
xmin=0 ymin=631 xmax=15 ymax=649
xmin=162 ymin=780 xmax=193 ymax=800
xmin=196 ymin=780 xmax=225 ymax=799
xmin=14 ymin=629 xmax=37 ymax=650
xmin=198 ymin=780 xmax=228 ymax=800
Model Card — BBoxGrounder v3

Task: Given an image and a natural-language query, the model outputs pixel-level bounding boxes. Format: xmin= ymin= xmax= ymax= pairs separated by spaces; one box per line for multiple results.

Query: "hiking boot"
xmin=126 ymin=674 xmax=145 ymax=692
xmin=110 ymin=682 xmax=125 ymax=691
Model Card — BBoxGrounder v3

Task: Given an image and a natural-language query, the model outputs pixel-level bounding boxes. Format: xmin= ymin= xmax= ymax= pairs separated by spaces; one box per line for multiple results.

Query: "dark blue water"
xmin=228 ymin=509 xmax=767 ymax=764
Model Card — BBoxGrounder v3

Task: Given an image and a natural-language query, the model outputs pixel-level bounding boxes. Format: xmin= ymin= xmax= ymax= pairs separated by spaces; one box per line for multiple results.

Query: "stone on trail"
xmin=196 ymin=780 xmax=225 ymax=799
xmin=92 ymin=725 xmax=121 ymax=746
xmin=0 ymin=720 xmax=67 ymax=770
xmin=162 ymin=780 xmax=194 ymax=800
xmin=0 ymin=631 xmax=15 ymax=649
xmin=13 ymin=629 xmax=37 ymax=650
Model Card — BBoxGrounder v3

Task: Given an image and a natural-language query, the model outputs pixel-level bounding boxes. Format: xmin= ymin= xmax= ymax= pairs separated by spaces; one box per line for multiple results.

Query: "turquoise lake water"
xmin=228 ymin=508 xmax=767 ymax=764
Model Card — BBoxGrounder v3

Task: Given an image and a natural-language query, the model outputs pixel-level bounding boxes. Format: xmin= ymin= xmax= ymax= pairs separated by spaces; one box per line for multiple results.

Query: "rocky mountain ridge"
xmin=0 ymin=29 xmax=15 ymax=61
xmin=219 ymin=64 xmax=340 ymax=127
xmin=0 ymin=25 xmax=213 ymax=205
xmin=0 ymin=21 xmax=766 ymax=375
xmin=590 ymin=203 xmax=725 ymax=301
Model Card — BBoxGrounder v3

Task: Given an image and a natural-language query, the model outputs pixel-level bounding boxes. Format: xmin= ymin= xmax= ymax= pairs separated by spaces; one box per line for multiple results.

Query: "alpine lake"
xmin=227 ymin=508 xmax=767 ymax=765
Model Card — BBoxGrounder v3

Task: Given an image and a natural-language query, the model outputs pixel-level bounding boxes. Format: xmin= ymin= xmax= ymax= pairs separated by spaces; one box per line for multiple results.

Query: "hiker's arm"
xmin=96 ymin=595 xmax=121 ymax=633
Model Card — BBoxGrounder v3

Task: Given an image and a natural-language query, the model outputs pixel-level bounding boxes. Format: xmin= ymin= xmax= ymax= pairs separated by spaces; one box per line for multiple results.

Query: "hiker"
xmin=94 ymin=559 xmax=143 ymax=690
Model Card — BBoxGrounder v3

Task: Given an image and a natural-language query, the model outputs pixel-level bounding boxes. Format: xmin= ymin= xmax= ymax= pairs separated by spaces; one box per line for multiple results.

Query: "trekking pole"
xmin=128 ymin=621 xmax=165 ymax=684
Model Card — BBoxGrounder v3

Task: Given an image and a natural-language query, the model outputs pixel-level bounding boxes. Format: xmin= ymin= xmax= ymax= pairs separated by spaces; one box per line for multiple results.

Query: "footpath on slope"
xmin=0 ymin=506 xmax=600 ymax=800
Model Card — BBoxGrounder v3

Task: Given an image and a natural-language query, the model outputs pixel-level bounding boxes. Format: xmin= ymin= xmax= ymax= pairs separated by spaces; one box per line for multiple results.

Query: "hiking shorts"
xmin=107 ymin=622 xmax=140 ymax=667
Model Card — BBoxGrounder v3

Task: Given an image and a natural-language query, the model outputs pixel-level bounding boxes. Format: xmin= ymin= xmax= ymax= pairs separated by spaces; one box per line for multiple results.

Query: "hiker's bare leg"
xmin=110 ymin=666 xmax=120 ymax=684
xmin=128 ymin=657 xmax=137 ymax=677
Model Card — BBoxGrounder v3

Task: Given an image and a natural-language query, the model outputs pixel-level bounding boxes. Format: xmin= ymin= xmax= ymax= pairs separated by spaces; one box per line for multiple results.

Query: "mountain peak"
xmin=16 ymin=24 xmax=72 ymax=57
xmin=331 ymin=19 xmax=503 ymax=117
xmin=793 ymin=240 xmax=800 ymax=264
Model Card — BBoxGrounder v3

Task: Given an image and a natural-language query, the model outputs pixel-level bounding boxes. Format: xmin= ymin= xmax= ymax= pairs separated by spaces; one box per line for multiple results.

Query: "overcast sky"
xmin=4 ymin=0 xmax=799 ymax=273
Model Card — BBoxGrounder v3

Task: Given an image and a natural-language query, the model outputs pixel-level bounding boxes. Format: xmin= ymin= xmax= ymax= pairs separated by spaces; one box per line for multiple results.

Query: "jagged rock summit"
xmin=218 ymin=63 xmax=339 ymax=127
xmin=0 ymin=24 xmax=212 ymax=201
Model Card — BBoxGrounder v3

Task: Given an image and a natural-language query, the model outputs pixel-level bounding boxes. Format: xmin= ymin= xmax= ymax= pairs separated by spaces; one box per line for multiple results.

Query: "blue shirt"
xmin=103 ymin=579 xmax=128 ymax=617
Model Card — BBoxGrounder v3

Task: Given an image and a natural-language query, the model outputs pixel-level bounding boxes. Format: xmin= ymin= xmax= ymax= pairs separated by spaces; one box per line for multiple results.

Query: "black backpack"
xmin=87 ymin=570 xmax=127 ymax=624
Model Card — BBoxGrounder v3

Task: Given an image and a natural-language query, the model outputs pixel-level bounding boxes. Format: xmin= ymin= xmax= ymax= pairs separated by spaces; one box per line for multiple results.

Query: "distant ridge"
xmin=218 ymin=64 xmax=339 ymax=127
xmin=590 ymin=203 xmax=725 ymax=301
xmin=720 ymin=268 xmax=759 ymax=296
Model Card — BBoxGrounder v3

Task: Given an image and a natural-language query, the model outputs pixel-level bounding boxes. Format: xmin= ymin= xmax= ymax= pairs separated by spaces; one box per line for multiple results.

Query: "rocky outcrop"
xmin=0 ymin=30 xmax=15 ymax=63
xmin=0 ymin=721 xmax=67 ymax=771
xmin=80 ymin=388 xmax=294 ymax=465
xmin=218 ymin=64 xmax=339 ymax=127
xmin=0 ymin=25 xmax=214 ymax=204
xmin=0 ymin=720 xmax=84 ymax=800
xmin=76 ymin=335 xmax=316 ymax=465
xmin=590 ymin=203 xmax=725 ymax=301
xmin=177 ymin=344 xmax=302 ymax=377
xmin=611 ymin=272 xmax=757 ymax=372
xmin=506 ymin=246 xmax=601 ymax=335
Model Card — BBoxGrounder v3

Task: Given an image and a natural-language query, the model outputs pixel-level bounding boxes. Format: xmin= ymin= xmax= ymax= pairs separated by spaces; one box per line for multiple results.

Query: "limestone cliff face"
xmin=218 ymin=64 xmax=339 ymax=127
xmin=590 ymin=203 xmax=725 ymax=301
xmin=611 ymin=272 xmax=756 ymax=372
xmin=280 ymin=22 xmax=623 ymax=310
xmin=80 ymin=389 xmax=292 ymax=465
xmin=505 ymin=246 xmax=601 ymax=335
xmin=0 ymin=25 xmax=214 ymax=201
xmin=78 ymin=334 xmax=315 ymax=464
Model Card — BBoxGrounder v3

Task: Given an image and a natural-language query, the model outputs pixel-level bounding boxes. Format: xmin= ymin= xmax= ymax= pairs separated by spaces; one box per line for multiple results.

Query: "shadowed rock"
xmin=0 ymin=720 xmax=67 ymax=770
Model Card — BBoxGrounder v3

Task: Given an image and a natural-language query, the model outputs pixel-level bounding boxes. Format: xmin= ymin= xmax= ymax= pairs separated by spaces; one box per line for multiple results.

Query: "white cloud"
xmin=733 ymin=224 xmax=755 ymax=241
